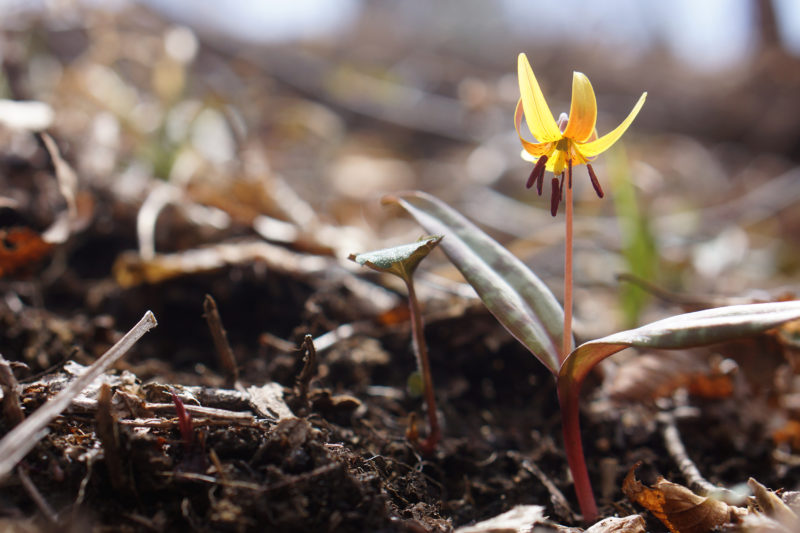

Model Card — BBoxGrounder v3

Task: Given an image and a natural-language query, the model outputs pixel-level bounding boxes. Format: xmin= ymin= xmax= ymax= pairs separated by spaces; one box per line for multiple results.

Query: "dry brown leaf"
xmin=748 ymin=478 xmax=800 ymax=530
xmin=608 ymin=352 xmax=705 ymax=403
xmin=584 ymin=515 xmax=646 ymax=533
xmin=0 ymin=227 xmax=54 ymax=278
xmin=772 ymin=420 xmax=800 ymax=451
xmin=623 ymin=462 xmax=744 ymax=533
xmin=112 ymin=240 xmax=328 ymax=288
xmin=453 ymin=505 xmax=548 ymax=533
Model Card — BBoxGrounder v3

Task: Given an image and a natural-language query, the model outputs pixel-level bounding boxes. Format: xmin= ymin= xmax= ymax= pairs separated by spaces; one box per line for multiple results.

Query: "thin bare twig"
xmin=17 ymin=463 xmax=58 ymax=524
xmin=202 ymin=294 xmax=239 ymax=387
xmin=658 ymin=411 xmax=739 ymax=503
xmin=146 ymin=402 xmax=255 ymax=421
xmin=0 ymin=311 xmax=157 ymax=482
xmin=0 ymin=353 xmax=25 ymax=427
xmin=509 ymin=451 xmax=576 ymax=523
xmin=295 ymin=335 xmax=317 ymax=416
xmin=40 ymin=132 xmax=78 ymax=244
xmin=96 ymin=383 xmax=127 ymax=492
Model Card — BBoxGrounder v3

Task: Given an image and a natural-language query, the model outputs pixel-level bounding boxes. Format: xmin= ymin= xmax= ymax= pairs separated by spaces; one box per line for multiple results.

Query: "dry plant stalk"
xmin=0 ymin=311 xmax=157 ymax=482
xmin=203 ymin=294 xmax=239 ymax=386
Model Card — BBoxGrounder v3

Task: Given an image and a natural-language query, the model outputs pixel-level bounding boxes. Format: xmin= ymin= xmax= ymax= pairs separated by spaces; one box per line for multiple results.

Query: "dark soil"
xmin=2 ymin=5 xmax=800 ymax=533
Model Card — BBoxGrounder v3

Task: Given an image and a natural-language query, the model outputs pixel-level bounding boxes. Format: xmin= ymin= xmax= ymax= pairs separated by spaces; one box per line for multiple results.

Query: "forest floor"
xmin=2 ymin=4 xmax=800 ymax=532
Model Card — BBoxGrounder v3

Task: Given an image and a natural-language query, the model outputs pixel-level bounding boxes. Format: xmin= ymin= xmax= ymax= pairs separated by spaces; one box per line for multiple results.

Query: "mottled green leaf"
xmin=385 ymin=191 xmax=566 ymax=373
xmin=559 ymin=300 xmax=800 ymax=390
xmin=349 ymin=235 xmax=442 ymax=281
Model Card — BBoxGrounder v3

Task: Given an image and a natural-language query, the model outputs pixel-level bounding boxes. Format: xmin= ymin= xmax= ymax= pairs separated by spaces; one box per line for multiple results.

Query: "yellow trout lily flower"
xmin=515 ymin=53 xmax=646 ymax=211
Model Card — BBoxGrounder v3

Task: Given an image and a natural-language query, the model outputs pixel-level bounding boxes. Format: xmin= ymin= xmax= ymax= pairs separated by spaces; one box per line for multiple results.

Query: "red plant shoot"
xmin=171 ymin=391 xmax=194 ymax=451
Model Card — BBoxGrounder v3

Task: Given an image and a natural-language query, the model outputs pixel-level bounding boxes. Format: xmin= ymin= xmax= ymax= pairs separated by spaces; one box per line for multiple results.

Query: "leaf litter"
xmin=1 ymin=4 xmax=800 ymax=533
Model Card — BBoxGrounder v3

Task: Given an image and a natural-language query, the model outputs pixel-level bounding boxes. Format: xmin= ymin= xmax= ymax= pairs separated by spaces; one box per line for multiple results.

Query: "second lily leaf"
xmin=384 ymin=191 xmax=566 ymax=374
xmin=559 ymin=300 xmax=800 ymax=391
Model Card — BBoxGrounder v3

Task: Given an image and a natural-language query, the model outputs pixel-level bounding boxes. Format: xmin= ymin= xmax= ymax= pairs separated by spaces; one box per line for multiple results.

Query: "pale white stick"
xmin=0 ymin=311 xmax=157 ymax=482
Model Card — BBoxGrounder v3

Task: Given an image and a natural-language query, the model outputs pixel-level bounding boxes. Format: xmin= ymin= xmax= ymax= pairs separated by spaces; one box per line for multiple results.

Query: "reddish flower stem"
xmin=558 ymin=381 xmax=598 ymax=522
xmin=562 ymin=160 xmax=574 ymax=365
xmin=561 ymin=159 xmax=598 ymax=522
xmin=405 ymin=277 xmax=440 ymax=454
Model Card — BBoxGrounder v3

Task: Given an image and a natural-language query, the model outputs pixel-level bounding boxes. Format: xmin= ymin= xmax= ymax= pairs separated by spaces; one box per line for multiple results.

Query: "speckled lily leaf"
xmin=559 ymin=300 xmax=800 ymax=390
xmin=384 ymin=191 xmax=566 ymax=373
xmin=349 ymin=235 xmax=443 ymax=281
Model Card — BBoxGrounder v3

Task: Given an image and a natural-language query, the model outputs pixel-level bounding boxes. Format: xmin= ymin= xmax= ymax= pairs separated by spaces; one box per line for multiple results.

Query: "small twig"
xmin=311 ymin=322 xmax=367 ymax=353
xmin=616 ymin=273 xmax=715 ymax=309
xmin=658 ymin=411 xmax=738 ymax=502
xmin=118 ymin=417 xmax=258 ymax=428
xmin=40 ymin=132 xmax=78 ymax=244
xmin=0 ymin=353 xmax=25 ymax=427
xmin=202 ymin=294 xmax=239 ymax=388
xmin=96 ymin=383 xmax=127 ymax=492
xmin=295 ymin=335 xmax=317 ymax=416
xmin=773 ymin=448 xmax=800 ymax=466
xmin=0 ymin=311 xmax=157 ymax=482
xmin=145 ymin=403 xmax=254 ymax=421
xmin=17 ymin=463 xmax=57 ymax=524
xmin=208 ymin=448 xmax=228 ymax=483
xmin=510 ymin=451 xmax=576 ymax=523
xmin=73 ymin=450 xmax=95 ymax=508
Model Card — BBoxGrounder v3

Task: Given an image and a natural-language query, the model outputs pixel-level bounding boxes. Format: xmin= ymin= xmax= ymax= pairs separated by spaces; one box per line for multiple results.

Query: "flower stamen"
xmin=526 ymin=155 xmax=549 ymax=195
xmin=587 ymin=164 xmax=604 ymax=198
xmin=550 ymin=177 xmax=560 ymax=216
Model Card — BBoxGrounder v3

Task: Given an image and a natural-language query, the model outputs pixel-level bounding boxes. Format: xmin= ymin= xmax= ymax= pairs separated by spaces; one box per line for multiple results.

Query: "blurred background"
xmin=2 ymin=0 xmax=800 ymax=335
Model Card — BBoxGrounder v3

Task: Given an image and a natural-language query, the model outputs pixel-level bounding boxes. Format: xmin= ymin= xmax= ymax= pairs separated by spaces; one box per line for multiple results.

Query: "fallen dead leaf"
xmin=623 ymin=462 xmax=745 ymax=533
xmin=772 ymin=419 xmax=800 ymax=451
xmin=453 ymin=505 xmax=548 ymax=533
xmin=748 ymin=477 xmax=800 ymax=530
xmin=608 ymin=352 xmax=705 ymax=403
xmin=0 ymin=227 xmax=54 ymax=278
xmin=584 ymin=515 xmax=646 ymax=533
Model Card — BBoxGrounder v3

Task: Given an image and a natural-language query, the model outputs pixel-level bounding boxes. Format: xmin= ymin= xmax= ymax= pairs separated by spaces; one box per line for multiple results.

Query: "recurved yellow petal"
xmin=580 ymin=92 xmax=647 ymax=158
xmin=515 ymin=99 xmax=555 ymax=157
xmin=517 ymin=53 xmax=561 ymax=142
xmin=562 ymin=72 xmax=597 ymax=142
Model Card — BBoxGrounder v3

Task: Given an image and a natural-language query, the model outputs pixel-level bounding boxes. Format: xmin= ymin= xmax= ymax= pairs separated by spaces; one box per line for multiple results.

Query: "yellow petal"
xmin=580 ymin=92 xmax=647 ymax=158
xmin=562 ymin=72 xmax=597 ymax=142
xmin=515 ymin=99 xmax=555 ymax=157
xmin=517 ymin=53 xmax=561 ymax=142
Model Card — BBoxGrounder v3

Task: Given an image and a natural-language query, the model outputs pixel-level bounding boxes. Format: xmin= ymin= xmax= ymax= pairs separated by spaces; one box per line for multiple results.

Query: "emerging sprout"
xmin=349 ymin=235 xmax=444 ymax=454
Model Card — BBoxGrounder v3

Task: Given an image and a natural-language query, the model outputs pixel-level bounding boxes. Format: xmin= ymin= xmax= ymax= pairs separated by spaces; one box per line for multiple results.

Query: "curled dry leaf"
xmin=623 ymin=462 xmax=745 ymax=533
xmin=748 ymin=477 xmax=800 ymax=530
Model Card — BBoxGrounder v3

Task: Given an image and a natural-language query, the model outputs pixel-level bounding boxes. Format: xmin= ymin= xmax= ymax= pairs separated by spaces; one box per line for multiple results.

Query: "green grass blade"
xmin=385 ymin=191 xmax=566 ymax=373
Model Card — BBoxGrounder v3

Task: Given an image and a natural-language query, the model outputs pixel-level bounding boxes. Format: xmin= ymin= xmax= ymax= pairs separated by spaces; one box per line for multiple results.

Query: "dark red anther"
xmin=536 ymin=168 xmax=544 ymax=195
xmin=587 ymin=164 xmax=604 ymax=198
xmin=550 ymin=177 xmax=560 ymax=216
xmin=171 ymin=391 xmax=194 ymax=450
xmin=525 ymin=155 xmax=548 ymax=195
